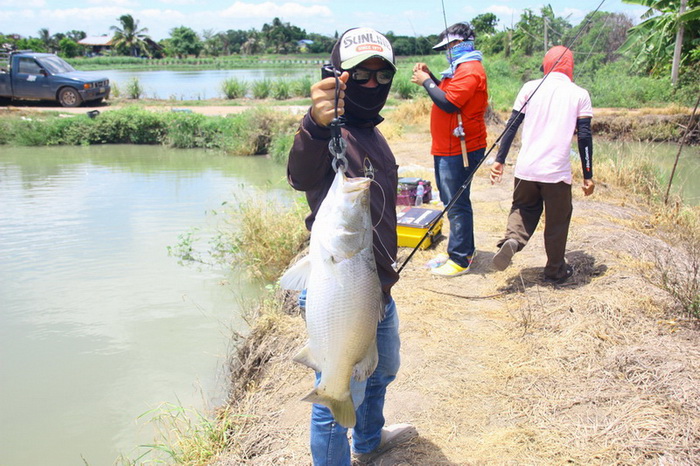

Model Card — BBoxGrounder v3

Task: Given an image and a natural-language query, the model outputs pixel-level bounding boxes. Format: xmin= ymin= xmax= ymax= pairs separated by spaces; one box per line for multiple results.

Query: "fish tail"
xmin=301 ymin=389 xmax=356 ymax=428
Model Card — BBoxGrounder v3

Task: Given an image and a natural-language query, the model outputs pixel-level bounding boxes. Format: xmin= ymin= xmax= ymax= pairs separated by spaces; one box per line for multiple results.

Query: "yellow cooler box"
xmin=396 ymin=207 xmax=443 ymax=249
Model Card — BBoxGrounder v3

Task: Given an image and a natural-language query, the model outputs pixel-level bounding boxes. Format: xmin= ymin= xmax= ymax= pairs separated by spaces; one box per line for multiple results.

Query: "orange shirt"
xmin=430 ymin=60 xmax=488 ymax=156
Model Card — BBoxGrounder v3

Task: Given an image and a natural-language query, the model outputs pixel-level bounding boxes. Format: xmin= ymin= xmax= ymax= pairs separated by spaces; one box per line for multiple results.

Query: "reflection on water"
xmin=107 ymin=68 xmax=316 ymax=100
xmin=0 ymin=145 xmax=291 ymax=465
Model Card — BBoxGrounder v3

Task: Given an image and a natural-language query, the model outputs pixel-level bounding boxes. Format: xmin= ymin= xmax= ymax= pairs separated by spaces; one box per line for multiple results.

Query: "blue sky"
xmin=0 ymin=0 xmax=648 ymax=42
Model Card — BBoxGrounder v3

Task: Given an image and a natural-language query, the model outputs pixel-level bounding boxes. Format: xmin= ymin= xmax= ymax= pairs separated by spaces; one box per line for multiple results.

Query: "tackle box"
xmin=396 ymin=207 xmax=443 ymax=249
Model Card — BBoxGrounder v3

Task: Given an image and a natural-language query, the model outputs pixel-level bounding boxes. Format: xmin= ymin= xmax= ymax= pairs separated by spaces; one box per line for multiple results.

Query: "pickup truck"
xmin=0 ymin=50 xmax=110 ymax=107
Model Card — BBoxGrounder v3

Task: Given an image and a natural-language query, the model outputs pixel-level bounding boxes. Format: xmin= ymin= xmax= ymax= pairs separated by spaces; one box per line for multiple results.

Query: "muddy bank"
xmin=592 ymin=111 xmax=699 ymax=144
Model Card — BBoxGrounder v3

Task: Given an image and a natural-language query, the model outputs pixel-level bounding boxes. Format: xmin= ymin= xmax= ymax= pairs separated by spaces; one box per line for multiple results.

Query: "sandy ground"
xmin=212 ymin=114 xmax=700 ymax=465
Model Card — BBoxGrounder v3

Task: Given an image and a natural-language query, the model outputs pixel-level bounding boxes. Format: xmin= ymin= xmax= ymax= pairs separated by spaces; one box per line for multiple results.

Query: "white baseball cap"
xmin=337 ymin=27 xmax=396 ymax=71
xmin=432 ymin=34 xmax=466 ymax=50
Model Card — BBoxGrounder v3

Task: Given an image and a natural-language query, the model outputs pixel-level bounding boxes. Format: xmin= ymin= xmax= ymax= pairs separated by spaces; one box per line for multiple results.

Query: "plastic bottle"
xmin=415 ymin=181 xmax=424 ymax=206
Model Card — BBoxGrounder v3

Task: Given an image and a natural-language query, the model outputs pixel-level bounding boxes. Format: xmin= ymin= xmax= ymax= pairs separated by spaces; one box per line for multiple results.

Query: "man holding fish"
xmin=282 ymin=27 xmax=417 ymax=465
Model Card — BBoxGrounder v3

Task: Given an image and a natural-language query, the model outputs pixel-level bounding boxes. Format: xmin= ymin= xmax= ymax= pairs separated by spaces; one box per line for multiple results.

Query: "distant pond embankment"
xmin=593 ymin=111 xmax=699 ymax=145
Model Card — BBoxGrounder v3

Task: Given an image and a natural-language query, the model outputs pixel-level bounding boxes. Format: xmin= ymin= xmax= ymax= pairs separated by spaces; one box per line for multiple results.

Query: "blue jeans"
xmin=298 ymin=290 xmax=401 ymax=466
xmin=434 ymin=148 xmax=486 ymax=267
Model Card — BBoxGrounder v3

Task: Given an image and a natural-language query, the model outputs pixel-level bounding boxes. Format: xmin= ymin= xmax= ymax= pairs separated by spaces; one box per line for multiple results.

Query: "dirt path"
xmin=0 ymin=101 xmax=309 ymax=117
xmin=214 ymin=124 xmax=700 ymax=465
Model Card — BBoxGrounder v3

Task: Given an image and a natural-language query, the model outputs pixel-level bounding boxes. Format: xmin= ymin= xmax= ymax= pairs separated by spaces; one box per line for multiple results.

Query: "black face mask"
xmin=343 ymin=78 xmax=391 ymax=122
xmin=331 ymin=42 xmax=392 ymax=123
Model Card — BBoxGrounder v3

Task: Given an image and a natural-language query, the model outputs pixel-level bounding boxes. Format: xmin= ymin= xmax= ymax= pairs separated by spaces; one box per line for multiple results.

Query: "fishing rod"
xmin=397 ymin=0 xmax=607 ymax=274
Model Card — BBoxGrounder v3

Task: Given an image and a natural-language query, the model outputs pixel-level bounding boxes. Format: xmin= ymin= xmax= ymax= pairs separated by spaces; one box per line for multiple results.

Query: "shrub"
xmin=98 ymin=107 xmax=167 ymax=144
xmin=291 ymin=76 xmax=313 ymax=98
xmin=213 ymin=193 xmax=308 ymax=282
xmin=165 ymin=112 xmax=216 ymax=149
xmin=125 ymin=77 xmax=144 ymax=100
xmin=8 ymin=119 xmax=53 ymax=145
xmin=269 ymin=132 xmax=295 ymax=165
xmin=392 ymin=74 xmax=418 ymax=99
xmin=0 ymin=106 xmax=301 ymax=154
xmin=272 ymin=80 xmax=291 ymax=100
xmin=221 ymin=78 xmax=248 ymax=99
xmin=110 ymin=82 xmax=121 ymax=98
xmin=252 ymin=79 xmax=272 ymax=99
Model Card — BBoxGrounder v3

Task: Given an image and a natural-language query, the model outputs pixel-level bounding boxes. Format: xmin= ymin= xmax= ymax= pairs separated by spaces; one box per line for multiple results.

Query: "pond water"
xmin=106 ymin=68 xmax=317 ymax=100
xmin=597 ymin=140 xmax=700 ymax=205
xmin=0 ymin=144 xmax=290 ymax=465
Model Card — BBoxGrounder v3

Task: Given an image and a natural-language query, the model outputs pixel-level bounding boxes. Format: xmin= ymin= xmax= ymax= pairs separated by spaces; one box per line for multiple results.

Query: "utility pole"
xmin=671 ymin=0 xmax=687 ymax=86
xmin=543 ymin=16 xmax=548 ymax=51
xmin=506 ymin=29 xmax=512 ymax=57
xmin=506 ymin=13 xmax=514 ymax=58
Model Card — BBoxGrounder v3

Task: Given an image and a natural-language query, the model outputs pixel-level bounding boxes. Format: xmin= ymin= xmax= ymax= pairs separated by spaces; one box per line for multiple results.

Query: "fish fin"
xmin=301 ymin=389 xmax=356 ymax=428
xmin=352 ymin=338 xmax=378 ymax=382
xmin=279 ymin=256 xmax=312 ymax=290
xmin=292 ymin=345 xmax=321 ymax=372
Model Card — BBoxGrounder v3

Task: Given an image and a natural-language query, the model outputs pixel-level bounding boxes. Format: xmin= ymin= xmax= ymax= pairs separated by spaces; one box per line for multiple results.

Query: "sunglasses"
xmin=350 ymin=67 xmax=395 ymax=85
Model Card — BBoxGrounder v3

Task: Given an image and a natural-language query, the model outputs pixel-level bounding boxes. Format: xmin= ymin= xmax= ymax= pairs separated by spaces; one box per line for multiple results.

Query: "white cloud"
xmin=1 ymin=7 xmax=129 ymax=36
xmin=485 ymin=5 xmax=518 ymax=17
xmin=0 ymin=0 xmax=45 ymax=6
xmin=158 ymin=0 xmax=197 ymax=5
xmin=459 ymin=5 xmax=477 ymax=17
xmin=560 ymin=7 xmax=587 ymax=22
xmin=151 ymin=1 xmax=337 ymax=39
xmin=87 ymin=0 xmax=139 ymax=5
xmin=218 ymin=1 xmax=331 ymax=19
xmin=484 ymin=5 xmax=520 ymax=29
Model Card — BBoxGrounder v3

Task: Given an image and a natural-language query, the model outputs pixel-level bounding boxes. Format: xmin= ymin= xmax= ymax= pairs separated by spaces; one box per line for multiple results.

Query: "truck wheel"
xmin=58 ymin=87 xmax=82 ymax=107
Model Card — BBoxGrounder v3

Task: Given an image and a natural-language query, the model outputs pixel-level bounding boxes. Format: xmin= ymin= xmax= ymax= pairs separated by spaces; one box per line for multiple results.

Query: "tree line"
xmin=1 ymin=1 xmax=698 ymax=80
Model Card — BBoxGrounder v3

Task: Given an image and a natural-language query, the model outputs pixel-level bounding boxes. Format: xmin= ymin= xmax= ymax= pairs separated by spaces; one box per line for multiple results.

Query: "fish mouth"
xmin=343 ymin=176 xmax=372 ymax=193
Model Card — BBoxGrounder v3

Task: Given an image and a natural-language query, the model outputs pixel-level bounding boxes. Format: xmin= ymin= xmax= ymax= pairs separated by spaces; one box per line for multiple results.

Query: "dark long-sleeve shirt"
xmin=287 ymin=112 xmax=400 ymax=296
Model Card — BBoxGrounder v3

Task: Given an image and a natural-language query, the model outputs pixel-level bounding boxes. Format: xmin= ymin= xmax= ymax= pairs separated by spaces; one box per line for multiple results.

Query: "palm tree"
xmin=110 ymin=14 xmax=151 ymax=57
xmin=37 ymin=28 xmax=53 ymax=52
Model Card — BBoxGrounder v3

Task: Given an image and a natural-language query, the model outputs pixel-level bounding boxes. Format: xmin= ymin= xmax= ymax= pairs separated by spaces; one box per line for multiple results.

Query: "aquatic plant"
xmin=125 ymin=77 xmax=144 ymax=100
xmin=271 ymin=80 xmax=291 ymax=100
xmin=252 ymin=79 xmax=272 ymax=99
xmin=221 ymin=78 xmax=248 ymax=99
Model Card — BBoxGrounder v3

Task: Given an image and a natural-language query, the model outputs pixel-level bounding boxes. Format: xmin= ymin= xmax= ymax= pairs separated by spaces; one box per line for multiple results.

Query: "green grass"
xmin=221 ymin=78 xmax=248 ymax=99
xmin=252 ymin=79 xmax=272 ymax=99
xmin=271 ymin=80 xmax=291 ymax=100
xmin=0 ymin=106 xmax=301 ymax=155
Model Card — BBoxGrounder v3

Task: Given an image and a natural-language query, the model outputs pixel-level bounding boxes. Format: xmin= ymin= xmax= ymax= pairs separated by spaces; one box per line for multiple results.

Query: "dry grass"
xmin=204 ymin=107 xmax=700 ymax=465
xmin=214 ymin=193 xmax=309 ymax=282
xmin=213 ymin=289 xmax=310 ymax=465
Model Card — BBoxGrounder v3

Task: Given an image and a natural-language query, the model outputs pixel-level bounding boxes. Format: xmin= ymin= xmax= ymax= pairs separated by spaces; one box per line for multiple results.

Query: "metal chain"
xmin=327 ymin=66 xmax=348 ymax=173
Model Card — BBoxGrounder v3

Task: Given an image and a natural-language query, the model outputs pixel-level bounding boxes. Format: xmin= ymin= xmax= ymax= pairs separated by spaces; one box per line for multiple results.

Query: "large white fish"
xmin=280 ymin=170 xmax=384 ymax=428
